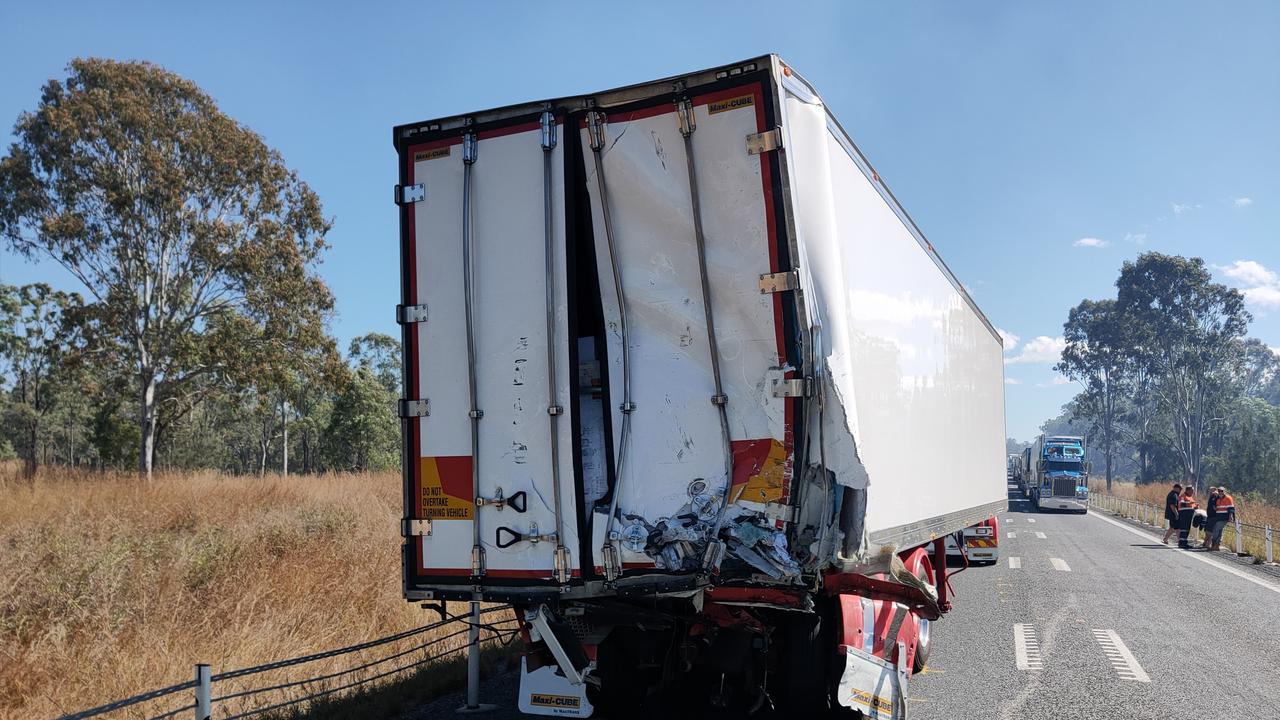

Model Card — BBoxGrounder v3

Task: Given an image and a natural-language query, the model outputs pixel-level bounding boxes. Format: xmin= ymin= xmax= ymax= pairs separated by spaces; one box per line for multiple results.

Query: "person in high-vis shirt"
xmin=1208 ymin=488 xmax=1236 ymax=551
xmin=1177 ymin=487 xmax=1199 ymax=549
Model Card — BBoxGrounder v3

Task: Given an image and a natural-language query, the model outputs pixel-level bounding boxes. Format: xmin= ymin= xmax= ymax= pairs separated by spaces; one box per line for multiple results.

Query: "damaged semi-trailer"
xmin=394 ymin=55 xmax=1007 ymax=717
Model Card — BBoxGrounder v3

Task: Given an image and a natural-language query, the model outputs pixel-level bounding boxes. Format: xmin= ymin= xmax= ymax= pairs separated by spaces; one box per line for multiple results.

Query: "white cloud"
xmin=1245 ymin=286 xmax=1280 ymax=309
xmin=1005 ymin=335 xmax=1066 ymax=365
xmin=1124 ymin=232 xmax=1147 ymax=245
xmin=1219 ymin=260 xmax=1278 ymax=287
xmin=1005 ymin=377 xmax=1022 ymax=385
xmin=1051 ymin=375 xmax=1071 ymax=386
xmin=996 ymin=328 xmax=1020 ymax=352
xmin=1234 ymin=197 xmax=1253 ymax=208
xmin=1171 ymin=202 xmax=1201 ymax=216
xmin=1216 ymin=260 xmax=1280 ymax=310
xmin=1074 ymin=237 xmax=1108 ymax=248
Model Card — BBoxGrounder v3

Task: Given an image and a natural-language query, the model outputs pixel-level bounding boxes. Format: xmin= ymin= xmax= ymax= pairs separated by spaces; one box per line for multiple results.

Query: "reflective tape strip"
xmin=861 ymin=597 xmax=875 ymax=653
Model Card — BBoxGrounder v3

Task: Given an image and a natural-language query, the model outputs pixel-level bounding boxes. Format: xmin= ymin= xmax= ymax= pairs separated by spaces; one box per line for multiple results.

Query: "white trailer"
xmin=394 ymin=55 xmax=1006 ymax=716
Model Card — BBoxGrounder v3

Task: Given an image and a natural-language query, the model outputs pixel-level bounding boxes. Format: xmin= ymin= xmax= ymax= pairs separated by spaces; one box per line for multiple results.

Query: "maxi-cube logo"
xmin=708 ymin=93 xmax=754 ymax=115
xmin=530 ymin=693 xmax=581 ymax=709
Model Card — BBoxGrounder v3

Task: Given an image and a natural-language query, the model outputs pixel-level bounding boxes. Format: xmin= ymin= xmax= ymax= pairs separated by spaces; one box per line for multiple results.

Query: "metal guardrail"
xmin=1089 ymin=492 xmax=1275 ymax=563
xmin=57 ymin=605 xmax=518 ymax=720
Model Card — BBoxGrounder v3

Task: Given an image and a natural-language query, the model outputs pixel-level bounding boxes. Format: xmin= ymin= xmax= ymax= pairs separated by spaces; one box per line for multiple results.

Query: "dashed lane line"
xmin=1027 ymin=518 xmax=1036 ymax=523
xmin=1007 ymin=531 xmax=1017 ymax=539
xmin=1092 ymin=629 xmax=1150 ymax=682
xmin=1049 ymin=558 xmax=1071 ymax=572
xmin=1013 ymin=624 xmax=1043 ymax=671
xmin=1034 ymin=531 xmax=1047 ymax=539
xmin=1008 ymin=556 xmax=1022 ymax=569
xmin=1088 ymin=509 xmax=1280 ymax=596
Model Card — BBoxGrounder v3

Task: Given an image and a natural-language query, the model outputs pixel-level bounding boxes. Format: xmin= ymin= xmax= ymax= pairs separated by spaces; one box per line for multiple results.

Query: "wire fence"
xmin=56 ymin=605 xmax=519 ymax=720
xmin=1089 ymin=492 xmax=1276 ymax=563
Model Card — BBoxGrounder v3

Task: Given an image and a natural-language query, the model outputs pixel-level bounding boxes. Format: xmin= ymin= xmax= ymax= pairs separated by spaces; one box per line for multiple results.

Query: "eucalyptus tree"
xmin=0 ymin=59 xmax=334 ymax=477
xmin=1115 ymin=253 xmax=1249 ymax=491
xmin=0 ymin=283 xmax=83 ymax=476
xmin=1058 ymin=298 xmax=1130 ymax=490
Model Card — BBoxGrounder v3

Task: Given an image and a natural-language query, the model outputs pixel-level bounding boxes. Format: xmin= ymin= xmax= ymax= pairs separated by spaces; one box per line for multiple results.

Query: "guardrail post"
xmin=457 ymin=599 xmax=494 ymax=714
xmin=1267 ymin=525 xmax=1274 ymax=564
xmin=1234 ymin=516 xmax=1244 ymax=555
xmin=195 ymin=664 xmax=211 ymax=720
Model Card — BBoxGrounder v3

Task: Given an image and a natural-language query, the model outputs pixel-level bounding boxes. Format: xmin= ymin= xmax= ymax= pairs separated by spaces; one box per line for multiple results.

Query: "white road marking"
xmin=1049 ymin=558 xmax=1071 ymax=572
xmin=1027 ymin=518 xmax=1036 ymax=523
xmin=1007 ymin=531 xmax=1017 ymax=539
xmin=1088 ymin=510 xmax=1280 ymax=596
xmin=1092 ymin=629 xmax=1150 ymax=682
xmin=1034 ymin=531 xmax=1047 ymax=539
xmin=1008 ymin=556 xmax=1022 ymax=569
xmin=1013 ymin=623 xmax=1043 ymax=671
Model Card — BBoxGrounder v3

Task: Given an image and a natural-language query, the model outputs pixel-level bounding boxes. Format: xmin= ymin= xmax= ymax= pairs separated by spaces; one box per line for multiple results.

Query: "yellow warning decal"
xmin=414 ymin=146 xmax=451 ymax=162
xmin=708 ymin=94 xmax=755 ymax=115
xmin=530 ymin=693 xmax=581 ymax=709
xmin=420 ymin=456 xmax=474 ymax=520
xmin=730 ymin=438 xmax=787 ymax=505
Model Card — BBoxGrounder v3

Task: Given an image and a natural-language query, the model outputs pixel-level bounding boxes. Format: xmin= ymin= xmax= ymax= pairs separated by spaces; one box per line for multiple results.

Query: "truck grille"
xmin=1053 ymin=476 xmax=1076 ymax=497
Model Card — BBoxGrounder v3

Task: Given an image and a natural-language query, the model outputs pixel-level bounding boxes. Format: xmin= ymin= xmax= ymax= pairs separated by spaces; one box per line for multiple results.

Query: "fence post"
xmin=195 ymin=664 xmax=211 ymax=720
xmin=1268 ymin=525 xmax=1274 ymax=564
xmin=1235 ymin=516 xmax=1244 ymax=555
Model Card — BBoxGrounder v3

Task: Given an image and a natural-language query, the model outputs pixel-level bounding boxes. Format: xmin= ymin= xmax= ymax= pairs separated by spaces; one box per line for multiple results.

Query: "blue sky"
xmin=1 ymin=1 xmax=1277 ymax=440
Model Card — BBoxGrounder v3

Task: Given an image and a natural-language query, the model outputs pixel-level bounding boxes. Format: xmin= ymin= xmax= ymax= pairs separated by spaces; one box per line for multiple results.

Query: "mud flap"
xmin=518 ymin=656 xmax=594 ymax=717
xmin=836 ymin=643 xmax=909 ymax=719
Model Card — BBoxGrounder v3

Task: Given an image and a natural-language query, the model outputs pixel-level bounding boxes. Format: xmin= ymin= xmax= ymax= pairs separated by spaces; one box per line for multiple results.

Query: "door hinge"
xmin=396 ymin=304 xmax=428 ymax=324
xmin=401 ymin=518 xmax=432 ymax=537
xmin=761 ymin=502 xmax=798 ymax=523
xmin=676 ymin=98 xmax=696 ymax=137
xmin=759 ymin=270 xmax=799 ymax=294
xmin=772 ymin=376 xmax=813 ymax=398
xmin=746 ymin=128 xmax=783 ymax=155
xmin=399 ymin=399 xmax=431 ymax=417
xmin=540 ymin=109 xmax=557 ymax=150
xmin=395 ymin=183 xmax=426 ymax=205
xmin=586 ymin=110 xmax=608 ymax=151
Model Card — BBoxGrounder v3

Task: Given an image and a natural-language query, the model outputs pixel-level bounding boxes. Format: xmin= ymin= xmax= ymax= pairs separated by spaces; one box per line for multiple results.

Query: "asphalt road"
xmin=910 ymin=484 xmax=1280 ymax=720
xmin=411 ymin=483 xmax=1280 ymax=719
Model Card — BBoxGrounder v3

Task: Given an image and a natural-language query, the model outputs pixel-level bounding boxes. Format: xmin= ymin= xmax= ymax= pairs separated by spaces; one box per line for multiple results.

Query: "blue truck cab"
xmin=1031 ymin=435 xmax=1090 ymax=513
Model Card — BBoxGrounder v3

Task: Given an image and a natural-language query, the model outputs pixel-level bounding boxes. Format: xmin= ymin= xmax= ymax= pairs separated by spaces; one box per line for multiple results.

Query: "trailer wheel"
xmin=912 ymin=564 xmax=933 ymax=673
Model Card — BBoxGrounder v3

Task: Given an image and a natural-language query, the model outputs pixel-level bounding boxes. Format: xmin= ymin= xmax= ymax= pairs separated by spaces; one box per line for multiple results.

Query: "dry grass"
xmin=0 ymin=463 xmax=501 ymax=719
xmin=1093 ymin=479 xmax=1280 ymax=561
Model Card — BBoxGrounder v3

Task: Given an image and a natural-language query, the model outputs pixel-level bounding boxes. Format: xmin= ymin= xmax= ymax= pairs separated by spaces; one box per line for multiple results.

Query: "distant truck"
xmin=945 ymin=516 xmax=1000 ymax=565
xmin=393 ymin=55 xmax=1007 ymax=716
xmin=1027 ymin=435 xmax=1090 ymax=512
xmin=1007 ymin=454 xmax=1022 ymax=485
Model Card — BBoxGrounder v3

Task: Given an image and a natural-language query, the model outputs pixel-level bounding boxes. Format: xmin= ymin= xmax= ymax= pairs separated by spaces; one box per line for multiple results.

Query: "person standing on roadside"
xmin=1203 ymin=487 xmax=1220 ymax=547
xmin=1209 ymin=487 xmax=1236 ymax=551
xmin=1162 ymin=483 xmax=1183 ymax=545
xmin=1177 ymin=486 xmax=1199 ymax=549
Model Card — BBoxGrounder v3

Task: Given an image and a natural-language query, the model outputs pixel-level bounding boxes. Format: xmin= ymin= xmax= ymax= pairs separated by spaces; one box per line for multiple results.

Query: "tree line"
xmin=0 ymin=59 xmax=399 ymax=477
xmin=1045 ymin=252 xmax=1280 ymax=501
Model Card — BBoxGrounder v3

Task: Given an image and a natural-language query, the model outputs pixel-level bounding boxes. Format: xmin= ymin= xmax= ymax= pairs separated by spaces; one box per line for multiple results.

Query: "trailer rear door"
xmin=401 ymin=117 xmax=580 ymax=585
xmin=577 ymin=77 xmax=800 ymax=573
